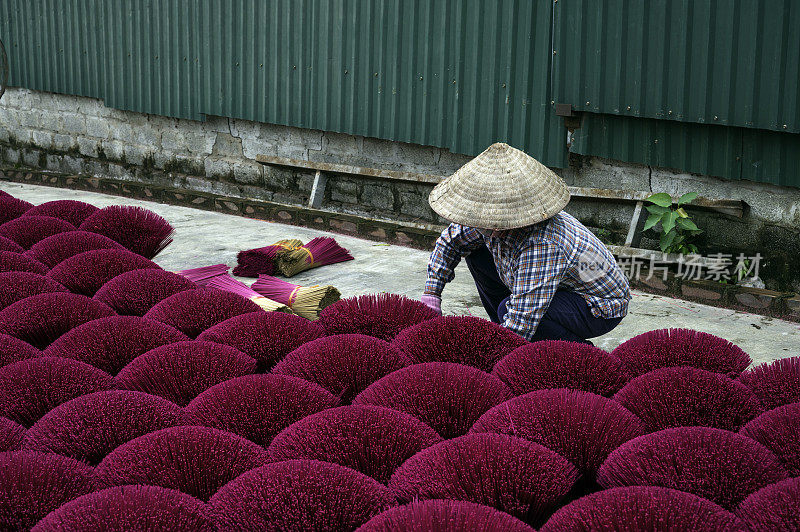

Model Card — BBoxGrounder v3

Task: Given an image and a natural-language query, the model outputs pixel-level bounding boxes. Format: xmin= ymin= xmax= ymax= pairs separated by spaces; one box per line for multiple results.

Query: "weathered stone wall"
xmin=563 ymin=155 xmax=800 ymax=292
xmin=1 ymin=87 xmax=799 ymax=291
xmin=0 ymin=87 xmax=465 ymax=228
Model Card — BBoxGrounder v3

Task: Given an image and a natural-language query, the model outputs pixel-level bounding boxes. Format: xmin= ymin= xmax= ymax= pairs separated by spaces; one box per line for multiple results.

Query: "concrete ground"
xmin=4 ymin=181 xmax=799 ymax=366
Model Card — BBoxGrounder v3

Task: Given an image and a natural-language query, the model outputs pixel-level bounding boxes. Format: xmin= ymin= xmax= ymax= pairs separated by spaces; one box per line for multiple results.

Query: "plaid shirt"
xmin=425 ymin=212 xmax=631 ymax=340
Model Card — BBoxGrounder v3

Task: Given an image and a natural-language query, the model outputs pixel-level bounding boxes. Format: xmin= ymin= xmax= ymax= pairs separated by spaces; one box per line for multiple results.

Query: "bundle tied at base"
xmin=204 ymin=275 xmax=292 ymax=314
xmin=275 ymin=237 xmax=354 ymax=277
xmin=253 ymin=275 xmax=341 ymax=320
xmin=177 ymin=268 xmax=292 ymax=314
xmin=233 ymin=239 xmax=304 ymax=278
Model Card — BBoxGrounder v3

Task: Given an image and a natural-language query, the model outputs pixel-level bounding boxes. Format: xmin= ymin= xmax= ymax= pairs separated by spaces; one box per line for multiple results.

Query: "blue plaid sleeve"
xmin=425 ymin=224 xmax=484 ymax=296
xmin=503 ymin=240 xmax=568 ymax=340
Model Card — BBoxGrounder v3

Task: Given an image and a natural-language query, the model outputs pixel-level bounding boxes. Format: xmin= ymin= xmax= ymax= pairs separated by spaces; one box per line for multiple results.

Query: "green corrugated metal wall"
xmin=572 ymin=115 xmax=742 ymax=183
xmin=0 ymin=0 xmax=567 ymax=167
xmin=570 ymin=114 xmax=800 ymax=188
xmin=1 ymin=0 xmax=799 ymax=187
xmin=552 ymin=0 xmax=800 ymax=133
xmin=553 ymin=0 xmax=800 ymax=187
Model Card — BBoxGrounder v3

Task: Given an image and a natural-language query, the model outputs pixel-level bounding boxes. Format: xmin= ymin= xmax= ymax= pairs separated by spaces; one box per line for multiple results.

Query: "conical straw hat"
xmin=428 ymin=143 xmax=570 ymax=229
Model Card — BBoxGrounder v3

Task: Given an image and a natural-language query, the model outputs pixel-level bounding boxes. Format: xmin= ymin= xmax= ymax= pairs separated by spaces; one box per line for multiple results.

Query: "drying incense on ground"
xmin=275 ymin=237 xmax=354 ymax=277
xmin=205 ymin=274 xmax=292 ymax=313
xmin=233 ymin=239 xmax=304 ymax=277
xmin=177 ymin=265 xmax=291 ymax=313
xmin=253 ymin=275 xmax=340 ymax=320
xmin=177 ymin=263 xmax=229 ymax=283
xmin=177 ymin=236 xmax=351 ymax=318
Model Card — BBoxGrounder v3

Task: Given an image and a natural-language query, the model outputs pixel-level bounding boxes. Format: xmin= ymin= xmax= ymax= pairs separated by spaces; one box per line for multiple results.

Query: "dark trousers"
xmin=464 ymin=245 xmax=622 ymax=343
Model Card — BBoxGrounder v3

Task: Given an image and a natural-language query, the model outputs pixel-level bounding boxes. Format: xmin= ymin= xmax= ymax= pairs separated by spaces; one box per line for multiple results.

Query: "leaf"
xmin=643 ymin=213 xmax=662 ymax=231
xmin=646 ymin=193 xmax=673 ymax=207
xmin=660 ymin=230 xmax=676 ymax=252
xmin=662 ymin=211 xmax=678 ymax=234
xmin=676 ymin=218 xmax=699 ymax=231
xmin=645 ymin=204 xmax=669 ymax=215
xmin=676 ymin=207 xmax=689 ymax=218
xmin=677 ymin=192 xmax=698 ymax=205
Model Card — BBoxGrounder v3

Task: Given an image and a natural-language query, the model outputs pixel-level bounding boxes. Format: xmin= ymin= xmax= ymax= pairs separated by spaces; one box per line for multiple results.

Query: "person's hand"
xmin=421 ymin=294 xmax=442 ymax=315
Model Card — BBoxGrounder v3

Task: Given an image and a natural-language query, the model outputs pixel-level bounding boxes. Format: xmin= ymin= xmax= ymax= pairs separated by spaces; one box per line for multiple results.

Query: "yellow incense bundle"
xmin=274 ymin=246 xmax=315 ymax=277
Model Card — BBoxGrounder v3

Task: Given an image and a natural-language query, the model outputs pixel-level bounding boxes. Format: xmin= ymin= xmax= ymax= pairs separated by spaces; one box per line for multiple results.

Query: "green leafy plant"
xmin=592 ymin=227 xmax=613 ymax=244
xmin=643 ymin=192 xmax=702 ymax=254
xmin=718 ymin=257 xmax=752 ymax=284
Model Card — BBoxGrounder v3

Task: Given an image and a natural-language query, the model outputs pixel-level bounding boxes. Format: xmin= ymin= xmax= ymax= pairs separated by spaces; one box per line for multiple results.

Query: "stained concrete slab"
xmin=4 ymin=181 xmax=799 ymax=366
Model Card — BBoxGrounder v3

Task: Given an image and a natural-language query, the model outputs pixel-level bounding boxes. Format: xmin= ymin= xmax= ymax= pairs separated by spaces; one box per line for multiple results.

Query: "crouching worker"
xmin=421 ymin=143 xmax=631 ymax=344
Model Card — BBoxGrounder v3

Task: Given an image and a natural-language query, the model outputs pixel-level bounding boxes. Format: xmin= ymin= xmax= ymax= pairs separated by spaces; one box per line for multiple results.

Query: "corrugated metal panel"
xmin=552 ymin=0 xmax=800 ymax=134
xmin=571 ymin=114 xmax=742 ymax=181
xmin=0 ymin=0 xmax=567 ymax=166
xmin=740 ymin=125 xmax=800 ymax=186
xmin=199 ymin=0 xmax=565 ymax=165
xmin=572 ymin=113 xmax=800 ymax=188
xmin=1 ymin=0 xmax=107 ymax=99
xmin=99 ymin=0 xmax=202 ymax=120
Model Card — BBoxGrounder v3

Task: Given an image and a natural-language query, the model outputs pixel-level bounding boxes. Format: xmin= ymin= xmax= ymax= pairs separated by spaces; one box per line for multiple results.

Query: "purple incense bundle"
xmin=232 ymin=239 xmax=303 ymax=278
xmin=252 ymin=275 xmax=340 ymax=320
xmin=204 ymin=274 xmax=291 ymax=313
xmin=0 ymin=216 xmax=76 ymax=249
xmin=276 ymin=237 xmax=353 ymax=277
xmin=209 ymin=460 xmax=396 ymax=531
xmin=79 ymin=206 xmax=174 ymax=260
xmin=0 ymin=197 xmax=33 ymax=225
xmin=176 ymin=264 xmax=229 ymax=283
xmin=233 ymin=247 xmax=279 ymax=277
xmin=24 ymin=200 xmax=99 ymax=227
xmin=251 ymin=276 xmax=300 ymax=304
